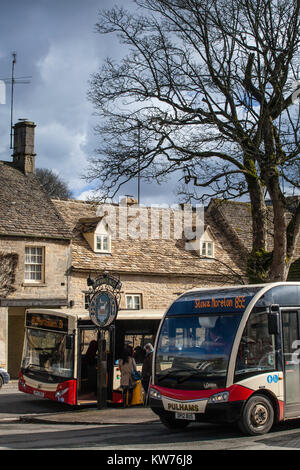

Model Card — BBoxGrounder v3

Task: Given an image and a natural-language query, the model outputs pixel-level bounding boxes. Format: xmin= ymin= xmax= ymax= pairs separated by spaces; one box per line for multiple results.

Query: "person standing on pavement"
xmin=119 ymin=347 xmax=137 ymax=407
xmin=141 ymin=343 xmax=154 ymax=395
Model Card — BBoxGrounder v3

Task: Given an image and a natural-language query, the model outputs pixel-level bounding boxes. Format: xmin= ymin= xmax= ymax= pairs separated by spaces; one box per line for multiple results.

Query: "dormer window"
xmin=95 ymin=234 xmax=110 ymax=253
xmin=201 ymin=241 xmax=213 ymax=258
xmin=185 ymin=225 xmax=215 ymax=258
xmin=79 ymin=216 xmax=112 ymax=254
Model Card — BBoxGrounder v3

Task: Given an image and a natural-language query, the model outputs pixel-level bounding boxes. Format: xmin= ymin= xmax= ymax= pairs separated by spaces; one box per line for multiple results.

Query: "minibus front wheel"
xmin=238 ymin=394 xmax=274 ymax=436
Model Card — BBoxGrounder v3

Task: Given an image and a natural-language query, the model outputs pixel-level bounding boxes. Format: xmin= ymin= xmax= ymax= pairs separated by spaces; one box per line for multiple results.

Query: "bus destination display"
xmin=26 ymin=313 xmax=68 ymax=332
xmin=195 ymin=295 xmax=249 ymax=311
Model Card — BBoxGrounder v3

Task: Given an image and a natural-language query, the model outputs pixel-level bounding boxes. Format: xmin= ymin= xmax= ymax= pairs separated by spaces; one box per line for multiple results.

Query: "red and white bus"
xmin=149 ymin=282 xmax=300 ymax=435
xmin=18 ymin=308 xmax=163 ymax=405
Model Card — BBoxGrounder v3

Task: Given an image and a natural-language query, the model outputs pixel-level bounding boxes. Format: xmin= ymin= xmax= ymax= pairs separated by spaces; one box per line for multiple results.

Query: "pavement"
xmin=4 ymin=381 xmax=159 ymax=426
xmin=20 ymin=405 xmax=160 ymax=426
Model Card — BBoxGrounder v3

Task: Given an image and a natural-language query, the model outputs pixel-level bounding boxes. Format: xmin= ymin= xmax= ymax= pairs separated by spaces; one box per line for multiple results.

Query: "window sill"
xmin=22 ymin=282 xmax=47 ymax=287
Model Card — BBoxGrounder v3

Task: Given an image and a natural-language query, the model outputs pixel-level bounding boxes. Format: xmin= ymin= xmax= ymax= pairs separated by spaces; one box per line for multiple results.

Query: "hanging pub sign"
xmin=89 ymin=291 xmax=118 ymax=328
xmin=88 ymin=272 xmax=121 ymax=328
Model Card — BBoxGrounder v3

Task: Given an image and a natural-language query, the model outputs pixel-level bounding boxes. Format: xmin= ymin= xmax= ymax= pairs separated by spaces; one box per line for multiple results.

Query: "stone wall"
xmin=69 ymin=270 xmax=235 ymax=311
xmin=0 ymin=236 xmax=71 ymax=301
xmin=0 ymin=236 xmax=71 ymax=377
xmin=0 ymin=307 xmax=8 ymax=369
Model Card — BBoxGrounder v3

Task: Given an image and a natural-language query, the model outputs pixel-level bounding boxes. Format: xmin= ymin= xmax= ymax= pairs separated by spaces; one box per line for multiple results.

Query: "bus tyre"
xmin=160 ymin=415 xmax=190 ymax=431
xmin=238 ymin=394 xmax=274 ymax=436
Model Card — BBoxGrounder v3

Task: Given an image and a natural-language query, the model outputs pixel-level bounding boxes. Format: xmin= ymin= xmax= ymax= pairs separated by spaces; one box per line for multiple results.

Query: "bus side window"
xmin=235 ymin=311 xmax=276 ymax=378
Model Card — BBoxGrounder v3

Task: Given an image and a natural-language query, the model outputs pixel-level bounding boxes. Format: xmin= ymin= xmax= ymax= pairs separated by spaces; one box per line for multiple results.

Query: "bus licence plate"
xmin=175 ymin=412 xmax=195 ymax=421
xmin=33 ymin=390 xmax=44 ymax=397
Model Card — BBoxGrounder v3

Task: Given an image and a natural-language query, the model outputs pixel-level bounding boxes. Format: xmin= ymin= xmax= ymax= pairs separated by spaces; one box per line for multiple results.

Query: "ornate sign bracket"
xmin=87 ymin=272 xmax=122 ymax=328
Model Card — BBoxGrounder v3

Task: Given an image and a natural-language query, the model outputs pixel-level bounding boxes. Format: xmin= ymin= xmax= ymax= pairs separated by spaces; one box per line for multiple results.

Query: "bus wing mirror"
xmin=268 ymin=304 xmax=280 ymax=335
xmin=66 ymin=335 xmax=74 ymax=350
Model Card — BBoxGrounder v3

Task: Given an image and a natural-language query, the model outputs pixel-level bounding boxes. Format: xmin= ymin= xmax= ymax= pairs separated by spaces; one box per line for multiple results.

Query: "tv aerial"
xmin=0 ymin=52 xmax=31 ymax=148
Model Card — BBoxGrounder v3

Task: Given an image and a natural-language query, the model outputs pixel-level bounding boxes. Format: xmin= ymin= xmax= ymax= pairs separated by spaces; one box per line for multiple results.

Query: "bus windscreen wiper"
xmin=25 ymin=363 xmax=40 ymax=370
xmin=157 ymin=367 xmax=197 ymax=382
xmin=177 ymin=368 xmax=226 ymax=384
xmin=176 ymin=369 xmax=205 ymax=384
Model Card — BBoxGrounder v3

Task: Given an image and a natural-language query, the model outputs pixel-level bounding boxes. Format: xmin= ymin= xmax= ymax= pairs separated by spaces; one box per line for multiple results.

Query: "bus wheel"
xmin=160 ymin=415 xmax=190 ymax=431
xmin=238 ymin=394 xmax=274 ymax=436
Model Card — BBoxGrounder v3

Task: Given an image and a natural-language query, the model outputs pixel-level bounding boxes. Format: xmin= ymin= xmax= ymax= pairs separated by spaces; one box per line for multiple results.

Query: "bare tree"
xmin=86 ymin=0 xmax=300 ymax=282
xmin=36 ymin=168 xmax=72 ymax=200
xmin=0 ymin=252 xmax=18 ymax=298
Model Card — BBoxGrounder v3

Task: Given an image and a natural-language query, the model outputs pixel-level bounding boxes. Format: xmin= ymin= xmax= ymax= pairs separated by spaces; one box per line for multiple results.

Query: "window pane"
xmin=126 ymin=295 xmax=141 ymax=310
xmin=126 ymin=296 xmax=133 ymax=309
xmin=102 ymin=236 xmax=108 ymax=251
xmin=22 ymin=328 xmax=74 ymax=378
xmin=207 ymin=242 xmax=212 ymax=257
xmin=133 ymin=295 xmax=141 ymax=309
xmin=96 ymin=235 xmax=110 ymax=252
xmin=155 ymin=314 xmax=242 ymax=390
xmin=234 ymin=311 xmax=276 ymax=381
xmin=24 ymin=247 xmax=44 ymax=282
xmin=96 ymin=236 xmax=101 ymax=250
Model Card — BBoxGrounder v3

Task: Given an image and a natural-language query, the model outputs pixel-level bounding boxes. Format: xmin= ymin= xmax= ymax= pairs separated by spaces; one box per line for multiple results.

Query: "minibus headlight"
xmin=55 ymin=387 xmax=69 ymax=399
xmin=208 ymin=391 xmax=229 ymax=404
xmin=150 ymin=388 xmax=162 ymax=400
xmin=19 ymin=378 xmax=26 ymax=389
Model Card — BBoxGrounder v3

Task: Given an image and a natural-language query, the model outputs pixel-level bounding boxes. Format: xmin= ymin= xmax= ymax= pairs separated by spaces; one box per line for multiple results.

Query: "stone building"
xmin=53 ymin=198 xmax=248 ymax=315
xmin=52 ymin=195 xmax=300 ymax=333
xmin=0 ymin=121 xmax=72 ymax=377
xmin=2 ymin=121 xmax=298 ymax=380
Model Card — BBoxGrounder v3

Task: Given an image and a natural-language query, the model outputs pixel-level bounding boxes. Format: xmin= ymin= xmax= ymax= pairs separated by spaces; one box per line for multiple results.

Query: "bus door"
xmin=77 ymin=326 xmax=114 ymax=404
xmin=282 ymin=310 xmax=300 ymax=417
xmin=77 ymin=327 xmax=98 ymax=402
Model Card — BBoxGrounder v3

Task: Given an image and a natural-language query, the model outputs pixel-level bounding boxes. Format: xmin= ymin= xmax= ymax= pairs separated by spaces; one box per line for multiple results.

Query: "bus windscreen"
xmin=155 ymin=313 xmax=242 ymax=390
xmin=21 ymin=328 xmax=74 ymax=380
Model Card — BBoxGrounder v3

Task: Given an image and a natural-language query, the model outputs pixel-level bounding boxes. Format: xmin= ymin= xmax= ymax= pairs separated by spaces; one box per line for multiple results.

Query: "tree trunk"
xmin=262 ymin=117 xmax=289 ymax=282
xmin=268 ymin=189 xmax=289 ymax=281
xmin=247 ymin=176 xmax=268 ymax=253
xmin=245 ymin=165 xmax=271 ymax=283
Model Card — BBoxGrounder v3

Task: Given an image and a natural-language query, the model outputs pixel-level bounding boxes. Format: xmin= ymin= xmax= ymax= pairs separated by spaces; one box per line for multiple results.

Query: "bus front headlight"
xmin=55 ymin=387 xmax=69 ymax=400
xmin=208 ymin=391 xmax=229 ymax=404
xmin=149 ymin=388 xmax=162 ymax=400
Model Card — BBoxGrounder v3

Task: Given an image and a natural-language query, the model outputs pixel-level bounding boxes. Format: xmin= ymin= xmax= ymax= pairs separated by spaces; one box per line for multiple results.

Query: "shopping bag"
xmin=132 ymin=369 xmax=142 ymax=381
xmin=131 ymin=380 xmax=144 ymax=405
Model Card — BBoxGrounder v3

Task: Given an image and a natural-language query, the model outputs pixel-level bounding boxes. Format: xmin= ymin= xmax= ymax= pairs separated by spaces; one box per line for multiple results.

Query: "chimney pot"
xmin=12 ymin=120 xmax=36 ymax=174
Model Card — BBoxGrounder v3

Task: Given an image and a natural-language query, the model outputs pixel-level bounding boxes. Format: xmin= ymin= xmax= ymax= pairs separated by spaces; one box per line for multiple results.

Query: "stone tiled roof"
xmin=53 ymin=198 xmax=246 ymax=280
xmin=0 ymin=162 xmax=72 ymax=240
xmin=207 ymin=199 xmax=253 ymax=253
xmin=207 ymin=198 xmax=300 ymax=264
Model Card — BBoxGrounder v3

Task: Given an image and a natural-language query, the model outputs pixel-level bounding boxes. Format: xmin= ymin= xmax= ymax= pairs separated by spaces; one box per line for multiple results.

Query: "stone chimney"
xmin=120 ymin=195 xmax=139 ymax=206
xmin=12 ymin=119 xmax=36 ymax=174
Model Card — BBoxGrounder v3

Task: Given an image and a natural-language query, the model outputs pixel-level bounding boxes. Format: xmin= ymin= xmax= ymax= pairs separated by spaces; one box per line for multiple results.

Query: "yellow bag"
xmin=131 ymin=379 xmax=144 ymax=405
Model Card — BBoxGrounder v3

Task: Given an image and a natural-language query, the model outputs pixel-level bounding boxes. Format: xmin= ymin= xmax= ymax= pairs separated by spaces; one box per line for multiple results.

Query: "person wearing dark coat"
xmin=141 ymin=343 xmax=154 ymax=395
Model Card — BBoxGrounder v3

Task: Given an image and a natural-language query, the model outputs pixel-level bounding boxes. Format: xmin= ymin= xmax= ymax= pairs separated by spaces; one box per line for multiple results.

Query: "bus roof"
xmin=166 ymin=282 xmax=300 ymax=316
xmin=179 ymin=282 xmax=300 ymax=297
xmin=25 ymin=308 xmax=166 ymax=322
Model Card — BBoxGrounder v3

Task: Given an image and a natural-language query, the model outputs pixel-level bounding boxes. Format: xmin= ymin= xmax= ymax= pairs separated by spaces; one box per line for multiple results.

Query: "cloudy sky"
xmin=0 ymin=0 xmax=182 ymax=205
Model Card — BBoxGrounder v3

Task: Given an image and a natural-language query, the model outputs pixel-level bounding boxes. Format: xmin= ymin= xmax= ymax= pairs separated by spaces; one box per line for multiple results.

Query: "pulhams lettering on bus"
xmin=167 ymin=402 xmax=199 ymax=412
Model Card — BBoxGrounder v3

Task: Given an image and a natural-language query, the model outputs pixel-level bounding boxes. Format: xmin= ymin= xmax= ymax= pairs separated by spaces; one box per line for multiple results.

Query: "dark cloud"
xmin=0 ymin=0 xmax=181 ymax=204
